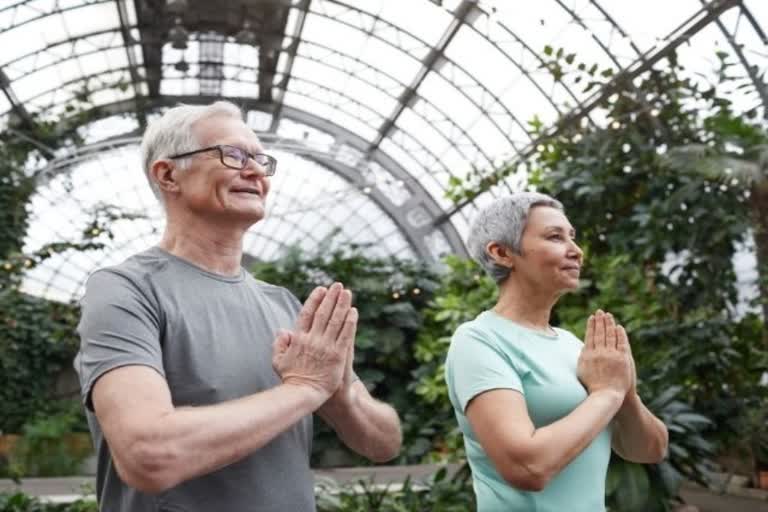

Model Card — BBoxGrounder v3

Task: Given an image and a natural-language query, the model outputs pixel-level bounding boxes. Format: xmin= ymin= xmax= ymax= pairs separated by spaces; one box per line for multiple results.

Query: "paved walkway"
xmin=2 ymin=466 xmax=768 ymax=511
xmin=0 ymin=464 xmax=456 ymax=503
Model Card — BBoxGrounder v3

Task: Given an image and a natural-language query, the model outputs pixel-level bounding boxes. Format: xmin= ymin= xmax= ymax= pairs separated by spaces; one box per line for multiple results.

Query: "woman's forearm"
xmin=507 ymin=389 xmax=624 ymax=488
xmin=612 ymin=393 xmax=669 ymax=463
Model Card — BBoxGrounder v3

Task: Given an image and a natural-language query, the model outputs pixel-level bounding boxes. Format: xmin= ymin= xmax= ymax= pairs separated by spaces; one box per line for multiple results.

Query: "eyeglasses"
xmin=169 ymin=145 xmax=277 ymax=176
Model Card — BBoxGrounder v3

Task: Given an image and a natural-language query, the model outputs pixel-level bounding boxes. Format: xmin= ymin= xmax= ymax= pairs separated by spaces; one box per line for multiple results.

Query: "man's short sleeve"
xmin=446 ymin=325 xmax=524 ymax=414
xmin=75 ymin=269 xmax=164 ymax=411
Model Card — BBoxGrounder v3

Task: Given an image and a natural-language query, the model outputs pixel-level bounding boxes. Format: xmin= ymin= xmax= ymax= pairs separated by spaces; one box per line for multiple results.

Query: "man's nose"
xmin=240 ymin=159 xmax=267 ymax=178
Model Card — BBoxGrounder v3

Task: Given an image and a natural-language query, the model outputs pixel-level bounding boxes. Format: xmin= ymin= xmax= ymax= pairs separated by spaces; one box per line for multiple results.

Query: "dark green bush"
xmin=0 ymin=291 xmax=81 ymax=434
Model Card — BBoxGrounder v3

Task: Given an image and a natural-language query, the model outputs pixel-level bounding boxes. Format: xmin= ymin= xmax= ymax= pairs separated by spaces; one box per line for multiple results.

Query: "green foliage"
xmin=0 ymin=493 xmax=96 ymax=512
xmin=439 ymin=48 xmax=768 ymax=508
xmin=529 ymin=53 xmax=766 ymax=506
xmin=0 ymin=290 xmax=81 ymax=434
xmin=250 ymin=245 xmax=441 ymax=465
xmin=6 ymin=404 xmax=92 ymax=477
xmin=528 ymin=49 xmax=768 ymax=448
xmin=410 ymin=256 xmax=496 ymax=460
xmin=315 ymin=465 xmax=475 ymax=511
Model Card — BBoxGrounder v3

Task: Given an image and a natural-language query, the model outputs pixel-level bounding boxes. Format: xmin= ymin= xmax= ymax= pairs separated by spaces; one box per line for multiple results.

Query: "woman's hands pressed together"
xmin=577 ymin=311 xmax=634 ymax=401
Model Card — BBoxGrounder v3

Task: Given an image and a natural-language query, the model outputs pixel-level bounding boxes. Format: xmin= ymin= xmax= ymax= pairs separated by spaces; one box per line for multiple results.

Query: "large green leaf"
xmin=607 ymin=459 xmax=650 ymax=512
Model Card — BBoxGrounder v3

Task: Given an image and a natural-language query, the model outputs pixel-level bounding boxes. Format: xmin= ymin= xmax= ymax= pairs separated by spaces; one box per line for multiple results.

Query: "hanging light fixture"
xmin=174 ymin=58 xmax=189 ymax=72
xmin=235 ymin=19 xmax=257 ymax=46
xmin=168 ymin=16 xmax=189 ymax=50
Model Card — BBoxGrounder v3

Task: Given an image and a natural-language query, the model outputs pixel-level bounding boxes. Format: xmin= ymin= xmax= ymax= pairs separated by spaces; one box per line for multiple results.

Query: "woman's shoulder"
xmin=553 ymin=327 xmax=585 ymax=345
xmin=452 ymin=310 xmax=497 ymax=342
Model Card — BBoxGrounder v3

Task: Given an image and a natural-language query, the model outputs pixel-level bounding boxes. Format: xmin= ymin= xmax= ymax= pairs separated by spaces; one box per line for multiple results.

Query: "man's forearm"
xmin=613 ymin=393 xmax=669 ymax=463
xmin=119 ymin=383 xmax=327 ymax=492
xmin=318 ymin=380 xmax=402 ymax=462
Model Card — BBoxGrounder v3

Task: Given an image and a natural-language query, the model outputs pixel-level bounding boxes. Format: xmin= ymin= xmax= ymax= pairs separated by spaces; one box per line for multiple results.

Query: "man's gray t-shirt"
xmin=74 ymin=247 xmax=315 ymax=512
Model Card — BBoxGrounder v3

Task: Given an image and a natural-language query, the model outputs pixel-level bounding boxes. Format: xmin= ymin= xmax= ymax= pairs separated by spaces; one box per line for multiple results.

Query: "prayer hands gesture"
xmin=272 ymin=283 xmax=357 ymax=398
xmin=577 ymin=310 xmax=634 ymax=398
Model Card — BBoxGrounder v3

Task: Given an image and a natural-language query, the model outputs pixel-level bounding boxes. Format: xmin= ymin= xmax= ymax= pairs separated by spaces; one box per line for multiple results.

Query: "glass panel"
xmin=59 ymin=3 xmax=120 ymax=40
xmin=77 ymin=115 xmax=140 ymax=144
xmin=605 ymin=0 xmax=702 ymax=51
xmin=283 ymin=88 xmax=381 ymax=143
xmin=301 ymin=10 xmax=424 ymax=84
xmin=223 ymin=42 xmax=259 ymax=71
xmin=375 ymin=0 xmax=452 ymax=47
xmin=291 ymin=56 xmax=399 ymax=117
xmin=124 ymin=0 xmax=138 ymax=25
xmin=0 ymin=1 xmax=56 ymax=29
xmin=221 ymin=79 xmax=259 ymax=99
xmin=419 ymin=71 xmax=482 ymax=129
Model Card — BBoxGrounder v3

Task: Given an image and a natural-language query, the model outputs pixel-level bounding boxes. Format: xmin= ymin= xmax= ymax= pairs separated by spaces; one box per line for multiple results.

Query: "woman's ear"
xmin=150 ymin=159 xmax=180 ymax=194
xmin=486 ymin=241 xmax=515 ymax=271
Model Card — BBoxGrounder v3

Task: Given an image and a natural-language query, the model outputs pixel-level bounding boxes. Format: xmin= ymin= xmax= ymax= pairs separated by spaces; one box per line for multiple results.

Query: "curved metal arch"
xmin=30 ymin=143 xmax=416 ymax=303
xmin=462 ymin=9 xmax=572 ymax=119
xmin=2 ymin=41 xmax=142 ymax=99
xmin=38 ymin=97 xmax=468 ymax=260
xmin=0 ymin=0 xmax=113 ymax=31
xmin=307 ymin=0 xmax=526 ymax=153
xmin=704 ymin=0 xmax=768 ymax=116
xmin=553 ymin=0 xmax=665 ymax=134
xmin=12 ymin=65 xmax=137 ymax=119
xmin=232 ymin=72 xmax=463 ymax=195
xmin=32 ymin=80 xmax=469 ymax=256
xmin=280 ymin=38 xmax=496 ymax=168
xmin=274 ymin=69 xmax=491 ymax=196
xmin=270 ymin=0 xmax=311 ymax=132
xmin=587 ymin=0 xmax=645 ymax=57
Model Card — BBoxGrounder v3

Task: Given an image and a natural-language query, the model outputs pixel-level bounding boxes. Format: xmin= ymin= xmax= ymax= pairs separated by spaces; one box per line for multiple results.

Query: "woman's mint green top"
xmin=445 ymin=310 xmax=612 ymax=512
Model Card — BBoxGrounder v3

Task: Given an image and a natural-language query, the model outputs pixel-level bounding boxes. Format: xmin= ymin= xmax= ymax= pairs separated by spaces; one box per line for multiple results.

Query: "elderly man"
xmin=74 ymin=101 xmax=402 ymax=512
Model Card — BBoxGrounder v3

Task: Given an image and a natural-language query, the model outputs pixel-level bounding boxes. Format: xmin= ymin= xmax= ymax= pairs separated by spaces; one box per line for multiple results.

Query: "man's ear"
xmin=150 ymin=160 xmax=180 ymax=194
xmin=486 ymin=241 xmax=515 ymax=271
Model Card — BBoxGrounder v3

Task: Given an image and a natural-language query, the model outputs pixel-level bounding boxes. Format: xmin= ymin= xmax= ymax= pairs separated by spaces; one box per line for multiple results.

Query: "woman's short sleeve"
xmin=445 ymin=325 xmax=524 ymax=414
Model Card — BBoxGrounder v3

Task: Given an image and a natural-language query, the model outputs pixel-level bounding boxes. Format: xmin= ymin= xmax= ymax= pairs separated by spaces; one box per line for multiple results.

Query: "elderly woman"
xmin=445 ymin=192 xmax=668 ymax=512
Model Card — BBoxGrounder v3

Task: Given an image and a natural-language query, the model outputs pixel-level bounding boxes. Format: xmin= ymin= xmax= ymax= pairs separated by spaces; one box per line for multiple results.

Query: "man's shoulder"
xmin=92 ymin=246 xmax=165 ymax=277
xmin=85 ymin=247 xmax=170 ymax=297
xmin=245 ymin=275 xmax=301 ymax=310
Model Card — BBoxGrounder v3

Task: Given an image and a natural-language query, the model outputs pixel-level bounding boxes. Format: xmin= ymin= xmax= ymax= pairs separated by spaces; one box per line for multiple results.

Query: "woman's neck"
xmin=493 ymin=278 xmax=559 ymax=333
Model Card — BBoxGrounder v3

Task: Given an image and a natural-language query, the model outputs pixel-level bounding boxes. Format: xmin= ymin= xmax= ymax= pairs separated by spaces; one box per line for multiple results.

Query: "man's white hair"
xmin=140 ymin=101 xmax=244 ymax=200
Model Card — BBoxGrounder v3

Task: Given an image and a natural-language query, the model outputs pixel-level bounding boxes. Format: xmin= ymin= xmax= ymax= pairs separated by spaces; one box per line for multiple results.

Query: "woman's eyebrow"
xmin=545 ymin=226 xmax=577 ymax=236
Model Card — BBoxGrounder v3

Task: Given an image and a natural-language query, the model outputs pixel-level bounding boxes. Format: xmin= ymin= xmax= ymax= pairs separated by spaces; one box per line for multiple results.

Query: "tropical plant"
xmin=0 ymin=291 xmax=81 ymax=434
xmin=0 ymin=493 xmax=96 ymax=512
xmin=410 ymin=255 xmax=497 ymax=460
xmin=315 ymin=465 xmax=475 ymax=512
xmin=6 ymin=404 xmax=92 ymax=478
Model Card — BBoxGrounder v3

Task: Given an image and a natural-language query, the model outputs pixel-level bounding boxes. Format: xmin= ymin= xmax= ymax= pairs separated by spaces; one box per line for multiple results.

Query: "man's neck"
xmin=159 ymin=214 xmax=248 ymax=277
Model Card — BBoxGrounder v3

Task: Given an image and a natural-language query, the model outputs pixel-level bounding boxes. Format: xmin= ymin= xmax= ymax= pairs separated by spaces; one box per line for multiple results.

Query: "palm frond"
xmin=663 ymin=144 xmax=763 ymax=184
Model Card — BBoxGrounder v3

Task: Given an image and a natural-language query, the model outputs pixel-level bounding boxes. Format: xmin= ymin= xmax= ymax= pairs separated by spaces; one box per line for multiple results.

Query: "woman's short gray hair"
xmin=467 ymin=192 xmax=564 ymax=283
xmin=140 ymin=101 xmax=244 ymax=200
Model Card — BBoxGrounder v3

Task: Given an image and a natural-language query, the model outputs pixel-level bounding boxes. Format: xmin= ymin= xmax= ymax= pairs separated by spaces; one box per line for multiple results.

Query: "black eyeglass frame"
xmin=168 ymin=144 xmax=277 ymax=176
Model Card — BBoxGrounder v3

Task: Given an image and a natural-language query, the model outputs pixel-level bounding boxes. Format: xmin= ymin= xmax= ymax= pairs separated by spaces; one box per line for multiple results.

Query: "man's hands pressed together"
xmin=272 ymin=282 xmax=358 ymax=400
xmin=272 ymin=282 xmax=402 ymax=462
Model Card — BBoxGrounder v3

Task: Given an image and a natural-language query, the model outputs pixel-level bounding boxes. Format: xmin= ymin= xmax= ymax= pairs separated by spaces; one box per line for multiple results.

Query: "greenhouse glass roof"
xmin=0 ymin=0 xmax=766 ymax=301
